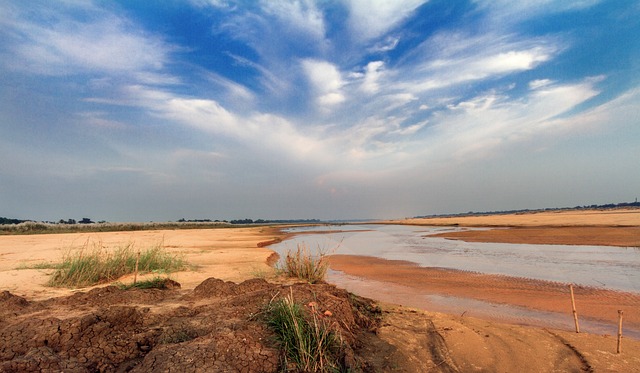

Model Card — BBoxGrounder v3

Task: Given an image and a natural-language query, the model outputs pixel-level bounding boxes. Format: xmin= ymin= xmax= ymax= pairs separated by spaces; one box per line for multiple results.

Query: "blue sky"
xmin=1 ymin=0 xmax=639 ymax=222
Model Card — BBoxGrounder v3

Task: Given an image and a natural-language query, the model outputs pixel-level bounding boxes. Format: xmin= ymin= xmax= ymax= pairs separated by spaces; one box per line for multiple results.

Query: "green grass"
xmin=279 ymin=243 xmax=329 ymax=284
xmin=265 ymin=292 xmax=342 ymax=372
xmin=47 ymin=242 xmax=188 ymax=288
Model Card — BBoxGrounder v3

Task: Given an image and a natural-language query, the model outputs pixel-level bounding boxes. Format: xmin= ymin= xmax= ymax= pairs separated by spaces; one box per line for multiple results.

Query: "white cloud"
xmin=347 ymin=0 xmax=428 ymax=42
xmin=397 ymin=35 xmax=558 ymax=93
xmin=360 ymin=61 xmax=386 ymax=94
xmin=261 ymin=0 xmax=326 ymax=42
xmin=473 ymin=0 xmax=602 ymax=24
xmin=418 ymin=78 xmax=602 ymax=164
xmin=369 ymin=36 xmax=400 ymax=53
xmin=3 ymin=6 xmax=171 ymax=77
xmin=529 ymin=79 xmax=554 ymax=89
xmin=302 ymin=59 xmax=346 ymax=109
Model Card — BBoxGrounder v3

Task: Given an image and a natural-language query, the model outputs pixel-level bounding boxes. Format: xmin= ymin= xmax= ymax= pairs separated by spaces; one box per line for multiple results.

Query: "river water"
xmin=269 ymin=224 xmax=640 ymax=338
xmin=271 ymin=224 xmax=640 ymax=293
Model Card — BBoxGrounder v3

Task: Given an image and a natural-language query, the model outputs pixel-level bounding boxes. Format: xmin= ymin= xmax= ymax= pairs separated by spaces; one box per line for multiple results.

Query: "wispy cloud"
xmin=347 ymin=0 xmax=428 ymax=42
xmin=1 ymin=3 xmax=173 ymax=77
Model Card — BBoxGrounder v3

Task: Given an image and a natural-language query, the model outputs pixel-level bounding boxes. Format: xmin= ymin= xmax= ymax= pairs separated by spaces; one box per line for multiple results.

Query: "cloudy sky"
xmin=1 ymin=0 xmax=639 ymax=222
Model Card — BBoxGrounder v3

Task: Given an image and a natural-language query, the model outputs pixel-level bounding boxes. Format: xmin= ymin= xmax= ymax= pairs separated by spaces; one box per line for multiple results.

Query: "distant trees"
xmin=0 ymin=217 xmax=26 ymax=225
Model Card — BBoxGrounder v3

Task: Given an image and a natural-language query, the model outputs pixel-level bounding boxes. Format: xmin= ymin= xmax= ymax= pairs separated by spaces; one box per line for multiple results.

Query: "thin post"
xmin=134 ymin=251 xmax=140 ymax=285
xmin=617 ymin=310 xmax=623 ymax=354
xmin=569 ymin=284 xmax=580 ymax=333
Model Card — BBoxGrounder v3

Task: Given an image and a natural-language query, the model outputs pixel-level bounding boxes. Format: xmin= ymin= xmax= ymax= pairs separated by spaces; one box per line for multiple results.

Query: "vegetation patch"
xmin=279 ymin=243 xmax=329 ymax=284
xmin=47 ymin=242 xmax=188 ymax=288
xmin=115 ymin=276 xmax=179 ymax=290
xmin=265 ymin=292 xmax=343 ymax=372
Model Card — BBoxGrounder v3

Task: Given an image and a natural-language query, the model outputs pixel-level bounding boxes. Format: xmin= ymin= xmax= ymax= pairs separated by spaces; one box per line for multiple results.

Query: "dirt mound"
xmin=0 ymin=278 xmax=385 ymax=372
xmin=3 ymin=277 xmax=640 ymax=372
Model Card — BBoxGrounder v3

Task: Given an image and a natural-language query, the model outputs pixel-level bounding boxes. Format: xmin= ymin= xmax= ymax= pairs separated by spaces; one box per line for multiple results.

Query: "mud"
xmin=0 ymin=278 xmax=385 ymax=373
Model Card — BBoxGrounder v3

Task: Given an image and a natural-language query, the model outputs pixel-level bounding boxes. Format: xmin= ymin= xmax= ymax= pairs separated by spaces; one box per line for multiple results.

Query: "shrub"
xmin=116 ymin=276 xmax=175 ymax=290
xmin=265 ymin=292 xmax=342 ymax=372
xmin=47 ymin=242 xmax=187 ymax=288
xmin=280 ymin=243 xmax=329 ymax=284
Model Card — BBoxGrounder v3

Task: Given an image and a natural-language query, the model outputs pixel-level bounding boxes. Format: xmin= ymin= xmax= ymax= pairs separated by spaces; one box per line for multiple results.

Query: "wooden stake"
xmin=569 ymin=284 xmax=580 ymax=333
xmin=134 ymin=251 xmax=140 ymax=285
xmin=617 ymin=310 xmax=623 ymax=354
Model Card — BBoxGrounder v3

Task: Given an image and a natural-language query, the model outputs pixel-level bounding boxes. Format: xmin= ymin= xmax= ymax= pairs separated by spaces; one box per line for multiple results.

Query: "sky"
xmin=1 ymin=0 xmax=639 ymax=222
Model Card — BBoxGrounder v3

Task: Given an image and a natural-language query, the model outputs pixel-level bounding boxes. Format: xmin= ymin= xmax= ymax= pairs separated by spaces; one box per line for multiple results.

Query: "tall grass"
xmin=265 ymin=292 xmax=342 ymax=372
xmin=280 ymin=243 xmax=329 ymax=284
xmin=47 ymin=242 xmax=188 ymax=288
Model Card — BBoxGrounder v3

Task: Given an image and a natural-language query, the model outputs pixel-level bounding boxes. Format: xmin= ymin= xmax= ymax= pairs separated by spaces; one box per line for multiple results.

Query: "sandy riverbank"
xmin=0 ymin=227 xmax=280 ymax=300
xmin=390 ymin=208 xmax=640 ymax=227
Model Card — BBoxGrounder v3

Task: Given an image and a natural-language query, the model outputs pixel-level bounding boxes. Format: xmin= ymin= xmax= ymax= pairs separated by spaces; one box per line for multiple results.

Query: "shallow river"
xmin=269 ymin=224 xmax=640 ymax=338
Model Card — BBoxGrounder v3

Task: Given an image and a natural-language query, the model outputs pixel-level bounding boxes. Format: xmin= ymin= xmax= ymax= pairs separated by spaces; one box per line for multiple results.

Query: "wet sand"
xmin=327 ymin=255 xmax=640 ymax=331
xmin=431 ymin=226 xmax=640 ymax=247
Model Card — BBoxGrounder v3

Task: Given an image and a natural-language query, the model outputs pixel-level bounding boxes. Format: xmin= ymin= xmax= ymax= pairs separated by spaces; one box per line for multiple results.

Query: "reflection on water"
xmin=273 ymin=224 xmax=640 ymax=293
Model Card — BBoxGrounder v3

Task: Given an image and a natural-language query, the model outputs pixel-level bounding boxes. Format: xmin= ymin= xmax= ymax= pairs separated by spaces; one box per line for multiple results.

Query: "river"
xmin=269 ymin=224 xmax=640 ymax=338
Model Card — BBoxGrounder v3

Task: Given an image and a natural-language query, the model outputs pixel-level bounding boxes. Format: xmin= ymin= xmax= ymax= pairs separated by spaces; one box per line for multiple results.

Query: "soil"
xmin=0 ymin=277 xmax=384 ymax=372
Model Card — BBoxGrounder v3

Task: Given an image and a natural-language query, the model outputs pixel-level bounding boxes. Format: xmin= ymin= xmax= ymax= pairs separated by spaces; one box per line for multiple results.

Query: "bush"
xmin=116 ymin=276 xmax=177 ymax=290
xmin=265 ymin=292 xmax=342 ymax=372
xmin=47 ymin=242 xmax=188 ymax=288
xmin=280 ymin=243 xmax=329 ymax=284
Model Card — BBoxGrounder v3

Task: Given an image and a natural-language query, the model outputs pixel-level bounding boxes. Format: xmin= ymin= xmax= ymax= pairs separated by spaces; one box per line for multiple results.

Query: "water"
xmin=271 ymin=224 xmax=640 ymax=293
xmin=270 ymin=224 xmax=640 ymax=338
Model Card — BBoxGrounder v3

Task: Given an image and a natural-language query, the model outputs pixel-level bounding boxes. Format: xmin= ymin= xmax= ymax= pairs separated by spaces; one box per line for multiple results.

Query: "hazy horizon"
xmin=1 ymin=1 xmax=639 ymax=222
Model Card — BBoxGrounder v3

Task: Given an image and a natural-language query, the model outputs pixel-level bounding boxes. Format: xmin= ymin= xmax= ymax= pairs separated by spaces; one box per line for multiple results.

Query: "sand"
xmin=0 ymin=227 xmax=280 ymax=300
xmin=394 ymin=208 xmax=640 ymax=227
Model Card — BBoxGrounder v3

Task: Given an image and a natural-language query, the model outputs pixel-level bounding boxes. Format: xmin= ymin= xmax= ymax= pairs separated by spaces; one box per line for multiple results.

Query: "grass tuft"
xmin=115 ymin=276 xmax=175 ymax=290
xmin=280 ymin=243 xmax=329 ymax=284
xmin=265 ymin=292 xmax=342 ymax=372
xmin=47 ymin=242 xmax=187 ymax=288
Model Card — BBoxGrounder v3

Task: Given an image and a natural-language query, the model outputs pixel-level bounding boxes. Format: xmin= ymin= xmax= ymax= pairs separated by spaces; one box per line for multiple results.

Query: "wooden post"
xmin=134 ymin=251 xmax=140 ymax=285
xmin=569 ymin=284 xmax=580 ymax=333
xmin=617 ymin=310 xmax=623 ymax=354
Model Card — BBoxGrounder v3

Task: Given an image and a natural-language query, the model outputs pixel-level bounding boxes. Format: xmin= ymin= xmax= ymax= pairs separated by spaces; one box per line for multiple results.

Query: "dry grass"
xmin=280 ymin=243 xmax=329 ymax=284
xmin=47 ymin=241 xmax=188 ymax=288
